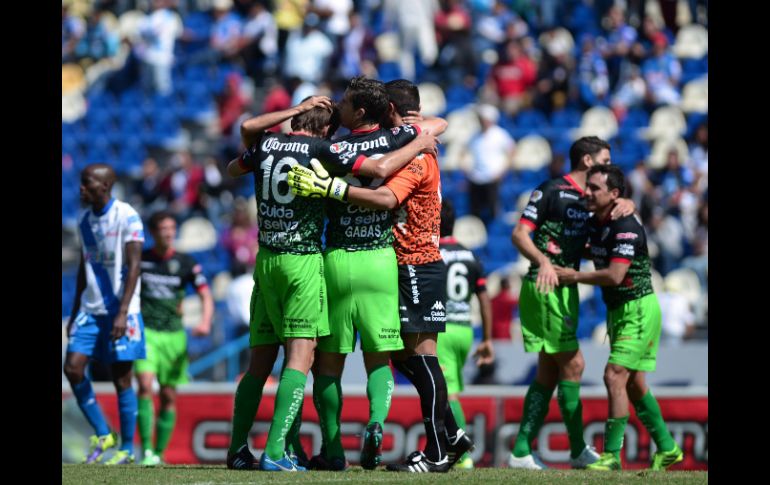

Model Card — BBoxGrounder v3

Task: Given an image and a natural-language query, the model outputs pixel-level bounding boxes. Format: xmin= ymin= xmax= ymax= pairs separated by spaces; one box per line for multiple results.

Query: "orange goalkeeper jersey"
xmin=385 ymin=153 xmax=442 ymax=265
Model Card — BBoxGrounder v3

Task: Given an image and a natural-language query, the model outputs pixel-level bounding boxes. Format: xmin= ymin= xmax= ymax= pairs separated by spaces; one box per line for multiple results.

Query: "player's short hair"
xmin=440 ymin=199 xmax=455 ymax=237
xmin=384 ymin=79 xmax=420 ymax=117
xmin=148 ymin=210 xmax=175 ymax=231
xmin=587 ymin=163 xmax=626 ymax=196
xmin=346 ymin=76 xmax=389 ymax=124
xmin=291 ymin=98 xmax=340 ymax=137
xmin=569 ymin=136 xmax=610 ymax=170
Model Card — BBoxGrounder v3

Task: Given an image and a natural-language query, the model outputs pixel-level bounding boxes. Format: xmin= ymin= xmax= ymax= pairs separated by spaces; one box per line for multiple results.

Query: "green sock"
xmin=557 ymin=380 xmax=587 ymax=458
xmin=313 ymin=374 xmax=344 ymax=459
xmin=633 ymin=390 xmax=676 ymax=452
xmin=604 ymin=415 xmax=629 ymax=460
xmin=228 ymin=372 xmax=266 ymax=454
xmin=155 ymin=409 xmax=176 ymax=456
xmin=513 ymin=381 xmax=553 ymax=457
xmin=285 ymin=397 xmax=306 ymax=458
xmin=449 ymin=400 xmax=467 ymax=430
xmin=265 ymin=368 xmax=307 ymax=460
xmin=137 ymin=397 xmax=154 ymax=452
xmin=366 ymin=365 xmax=394 ymax=425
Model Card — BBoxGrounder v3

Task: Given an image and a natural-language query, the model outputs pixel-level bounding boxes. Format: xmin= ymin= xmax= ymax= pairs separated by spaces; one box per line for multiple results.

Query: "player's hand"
xmin=191 ymin=322 xmax=211 ymax=337
xmin=298 ymin=95 xmax=333 ymax=113
xmin=536 ymin=259 xmax=559 ymax=294
xmin=610 ymin=197 xmax=636 ymax=220
xmin=288 ymin=159 xmax=349 ymax=201
xmin=402 ymin=110 xmax=424 ymax=125
xmin=553 ymin=265 xmax=578 ymax=285
xmin=111 ymin=312 xmax=128 ymax=340
xmin=474 ymin=340 xmax=495 ymax=366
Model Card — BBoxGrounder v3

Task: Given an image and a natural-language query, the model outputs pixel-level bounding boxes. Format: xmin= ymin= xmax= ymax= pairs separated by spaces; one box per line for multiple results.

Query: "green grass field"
xmin=62 ymin=465 xmax=708 ymax=485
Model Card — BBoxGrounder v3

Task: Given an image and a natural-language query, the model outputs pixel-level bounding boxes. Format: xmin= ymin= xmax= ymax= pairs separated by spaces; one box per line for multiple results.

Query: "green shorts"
xmin=519 ymin=278 xmax=579 ymax=354
xmin=250 ymin=248 xmax=330 ymax=346
xmin=320 ymin=247 xmax=404 ymax=354
xmin=134 ymin=328 xmax=189 ymax=386
xmin=607 ymin=293 xmax=661 ymax=372
xmin=437 ymin=323 xmax=474 ymax=395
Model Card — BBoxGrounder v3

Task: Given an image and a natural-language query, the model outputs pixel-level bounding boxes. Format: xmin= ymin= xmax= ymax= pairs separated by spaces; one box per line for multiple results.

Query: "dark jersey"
xmin=140 ymin=250 xmax=208 ymax=332
xmin=323 ymin=124 xmax=420 ymax=251
xmin=587 ymin=214 xmax=653 ymax=310
xmin=520 ymin=175 xmax=591 ymax=281
xmin=439 ymin=237 xmax=487 ymax=326
xmin=239 ymin=132 xmax=354 ymax=253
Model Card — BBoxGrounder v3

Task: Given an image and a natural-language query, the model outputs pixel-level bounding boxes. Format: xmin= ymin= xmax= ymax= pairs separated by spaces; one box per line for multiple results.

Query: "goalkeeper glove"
xmin=288 ymin=159 xmax=349 ymax=202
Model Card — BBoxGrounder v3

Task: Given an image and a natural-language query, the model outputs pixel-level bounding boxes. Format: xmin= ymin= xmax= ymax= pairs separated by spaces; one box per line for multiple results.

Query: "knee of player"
xmin=564 ymin=354 xmax=585 ymax=377
xmin=63 ymin=361 xmax=85 ymax=382
xmin=602 ymin=365 xmax=627 ymax=390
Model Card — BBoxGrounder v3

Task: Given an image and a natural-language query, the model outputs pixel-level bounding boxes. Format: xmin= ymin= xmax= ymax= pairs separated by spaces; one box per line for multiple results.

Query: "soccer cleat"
xmin=104 ymin=450 xmax=135 ymax=465
xmin=454 ymin=455 xmax=474 ymax=469
xmin=570 ymin=445 xmax=601 ymax=469
xmin=140 ymin=449 xmax=162 ymax=466
xmin=287 ymin=451 xmax=311 ymax=469
xmin=446 ymin=429 xmax=475 ymax=468
xmin=226 ymin=444 xmax=257 ymax=470
xmin=507 ymin=452 xmax=548 ymax=470
xmin=308 ymin=453 xmax=350 ymax=471
xmin=386 ymin=451 xmax=450 ymax=473
xmin=360 ymin=422 xmax=383 ymax=470
xmin=83 ymin=431 xmax=118 ymax=464
xmin=650 ymin=444 xmax=684 ymax=471
xmin=586 ymin=452 xmax=622 ymax=471
xmin=259 ymin=452 xmax=307 ymax=471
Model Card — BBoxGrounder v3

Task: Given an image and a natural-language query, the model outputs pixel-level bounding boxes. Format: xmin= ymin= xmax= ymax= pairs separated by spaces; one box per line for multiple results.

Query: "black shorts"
xmin=397 ymin=260 xmax=447 ymax=334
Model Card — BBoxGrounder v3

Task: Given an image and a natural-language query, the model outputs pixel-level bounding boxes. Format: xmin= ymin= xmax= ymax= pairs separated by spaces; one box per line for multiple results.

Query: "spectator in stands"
xmin=577 ymin=33 xmax=610 ymax=109
xmin=687 ymin=121 xmax=708 ymax=194
xmin=283 ymin=13 xmax=335 ymax=84
xmin=62 ymin=1 xmax=86 ymax=64
xmin=383 ymin=0 xmax=438 ymax=81
xmin=239 ymin=0 xmax=278 ymax=81
xmin=642 ymin=32 xmax=682 ymax=106
xmin=464 ymin=103 xmax=515 ymax=225
xmin=221 ymin=198 xmax=259 ymax=276
xmin=658 ymin=285 xmax=696 ymax=346
xmin=134 ymin=0 xmax=183 ymax=95
xmin=274 ymin=0 xmax=309 ymax=58
xmin=434 ymin=0 xmax=477 ymax=86
xmin=339 ymin=11 xmax=378 ymax=79
xmin=75 ymin=5 xmax=120 ymax=63
xmin=486 ymin=38 xmax=537 ymax=116
xmin=209 ymin=0 xmax=244 ymax=64
xmin=600 ymin=4 xmax=636 ymax=91
xmin=308 ymin=0 xmax=353 ymax=75
xmin=164 ymin=151 xmax=206 ymax=218
xmin=132 ymin=157 xmax=169 ymax=216
xmin=491 ymin=277 xmax=518 ymax=340
xmin=217 ymin=72 xmax=249 ymax=137
xmin=610 ymin=64 xmax=645 ymax=121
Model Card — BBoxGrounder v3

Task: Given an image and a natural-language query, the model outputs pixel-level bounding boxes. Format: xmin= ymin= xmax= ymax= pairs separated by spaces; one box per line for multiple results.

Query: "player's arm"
xmin=473 ymin=288 xmax=495 ymax=366
xmin=353 ymin=130 xmax=438 ymax=179
xmin=554 ymin=260 xmax=629 ymax=287
xmin=511 ymin=221 xmax=557 ymax=294
xmin=240 ymin=95 xmax=333 ymax=147
xmin=610 ymin=198 xmax=636 ymax=219
xmin=227 ymin=151 xmax=253 ymax=177
xmin=346 ymin=185 xmax=399 ymax=210
xmin=190 ymin=263 xmax=214 ymax=337
xmin=67 ymin=255 xmax=87 ymax=336
xmin=111 ymin=241 xmax=143 ymax=340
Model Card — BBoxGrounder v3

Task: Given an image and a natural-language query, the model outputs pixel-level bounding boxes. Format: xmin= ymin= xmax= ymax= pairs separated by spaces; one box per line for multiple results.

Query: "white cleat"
xmin=570 ymin=445 xmax=601 ymax=469
xmin=508 ymin=453 xmax=548 ymax=470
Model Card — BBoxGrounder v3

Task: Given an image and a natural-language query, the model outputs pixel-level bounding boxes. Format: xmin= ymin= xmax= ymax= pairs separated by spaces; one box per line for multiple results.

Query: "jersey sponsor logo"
xmin=261 ymin=137 xmax=310 ymax=156
xmin=615 ymin=243 xmax=635 ymax=256
xmin=523 ymin=206 xmax=538 ymax=219
xmin=530 ymin=190 xmax=543 ymax=202
xmin=431 ymin=301 xmax=445 ymax=311
xmin=559 ymin=191 xmax=579 ymax=200
xmin=333 ymin=136 xmax=390 ymax=156
xmin=616 ymin=232 xmax=639 ymax=240
xmin=566 ymin=208 xmax=590 ymax=221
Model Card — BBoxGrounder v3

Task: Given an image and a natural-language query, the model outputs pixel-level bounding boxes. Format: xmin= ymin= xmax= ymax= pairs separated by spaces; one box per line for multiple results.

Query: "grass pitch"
xmin=63 ymin=464 xmax=708 ymax=485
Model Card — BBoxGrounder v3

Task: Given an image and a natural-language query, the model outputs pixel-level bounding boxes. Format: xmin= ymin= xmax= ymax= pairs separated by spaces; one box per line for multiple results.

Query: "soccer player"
xmin=135 ymin=210 xmax=214 ymax=466
xmin=437 ymin=199 xmax=494 ymax=469
xmin=289 ymin=79 xmax=468 ymax=473
xmin=64 ymin=163 xmax=146 ymax=465
xmin=553 ymin=164 xmax=683 ymax=471
xmin=509 ymin=136 xmax=634 ymax=469
xmin=225 ymin=92 xmax=439 ymax=471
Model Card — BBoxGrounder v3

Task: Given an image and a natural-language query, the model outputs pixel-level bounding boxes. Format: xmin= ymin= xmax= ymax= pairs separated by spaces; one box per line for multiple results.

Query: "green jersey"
xmin=587 ymin=214 xmax=653 ymax=309
xmin=519 ymin=176 xmax=591 ymax=280
xmin=140 ymin=250 xmax=208 ymax=332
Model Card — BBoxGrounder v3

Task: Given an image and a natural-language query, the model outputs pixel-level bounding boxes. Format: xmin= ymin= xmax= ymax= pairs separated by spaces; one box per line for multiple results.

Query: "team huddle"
xmin=64 ymin=76 xmax=682 ymax=472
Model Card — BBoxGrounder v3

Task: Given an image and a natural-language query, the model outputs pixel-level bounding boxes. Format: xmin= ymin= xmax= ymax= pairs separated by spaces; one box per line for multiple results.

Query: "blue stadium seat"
xmin=509 ymin=109 xmax=550 ymax=139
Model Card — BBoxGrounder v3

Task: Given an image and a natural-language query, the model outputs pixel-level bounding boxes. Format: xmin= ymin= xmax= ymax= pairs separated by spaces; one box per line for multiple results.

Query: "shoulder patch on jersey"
xmin=616 ymin=232 xmax=638 ymax=240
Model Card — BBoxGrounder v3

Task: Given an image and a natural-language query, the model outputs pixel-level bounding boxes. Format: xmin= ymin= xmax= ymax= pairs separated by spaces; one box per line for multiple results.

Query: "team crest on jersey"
xmin=530 ymin=190 xmax=543 ymax=202
xmin=330 ymin=142 xmax=348 ymax=154
xmin=390 ymin=126 xmax=401 ymax=135
xmin=168 ymin=259 xmax=180 ymax=274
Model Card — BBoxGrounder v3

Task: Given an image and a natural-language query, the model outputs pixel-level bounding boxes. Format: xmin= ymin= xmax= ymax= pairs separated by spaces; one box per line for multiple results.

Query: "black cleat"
xmin=360 ymin=422 xmax=383 ymax=470
xmin=386 ymin=451 xmax=450 ymax=473
xmin=226 ymin=444 xmax=257 ymax=470
xmin=446 ymin=429 xmax=475 ymax=468
xmin=308 ymin=454 xmax=349 ymax=471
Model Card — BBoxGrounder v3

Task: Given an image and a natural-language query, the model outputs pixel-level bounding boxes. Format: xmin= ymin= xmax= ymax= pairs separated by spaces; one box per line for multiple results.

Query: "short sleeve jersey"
xmin=322 ymin=124 xmax=420 ymax=251
xmin=588 ymin=214 xmax=653 ymax=309
xmin=439 ymin=237 xmax=487 ymax=325
xmin=385 ymin=152 xmax=442 ymax=265
xmin=78 ymin=199 xmax=145 ymax=315
xmin=519 ymin=175 xmax=591 ymax=280
xmin=140 ymin=250 xmax=209 ymax=332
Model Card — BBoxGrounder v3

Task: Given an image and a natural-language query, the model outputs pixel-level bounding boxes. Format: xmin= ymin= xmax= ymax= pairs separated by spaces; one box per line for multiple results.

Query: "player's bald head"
xmin=82 ymin=163 xmax=116 ymax=188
